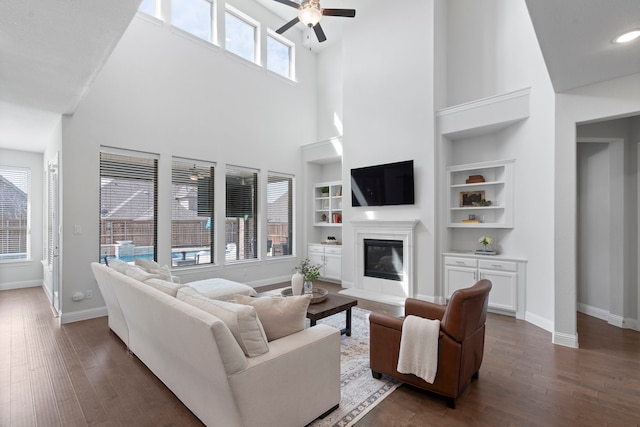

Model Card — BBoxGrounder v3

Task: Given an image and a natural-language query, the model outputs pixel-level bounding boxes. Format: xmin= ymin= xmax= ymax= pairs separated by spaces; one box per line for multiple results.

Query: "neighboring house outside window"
xmin=99 ymin=150 xmax=158 ymax=264
xmin=267 ymin=173 xmax=293 ymax=257
xmin=171 ymin=159 xmax=215 ymax=267
xmin=0 ymin=167 xmax=30 ymax=262
xmin=225 ymin=166 xmax=258 ymax=262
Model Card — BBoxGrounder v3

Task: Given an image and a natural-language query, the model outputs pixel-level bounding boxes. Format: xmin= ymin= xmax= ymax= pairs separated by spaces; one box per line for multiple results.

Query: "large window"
xmin=99 ymin=150 xmax=158 ymax=264
xmin=267 ymin=32 xmax=294 ymax=79
xmin=138 ymin=0 xmax=160 ymax=18
xmin=0 ymin=167 xmax=30 ymax=262
xmin=267 ymin=173 xmax=293 ymax=257
xmin=225 ymin=167 xmax=258 ymax=262
xmin=171 ymin=159 xmax=215 ymax=267
xmin=225 ymin=6 xmax=259 ymax=63
xmin=172 ymin=0 xmax=215 ymax=43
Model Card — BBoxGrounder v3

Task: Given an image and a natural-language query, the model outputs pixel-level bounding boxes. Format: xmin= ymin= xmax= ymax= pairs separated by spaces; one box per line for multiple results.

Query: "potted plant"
xmin=294 ymin=258 xmax=322 ymax=294
xmin=320 ymin=186 xmax=330 ymax=196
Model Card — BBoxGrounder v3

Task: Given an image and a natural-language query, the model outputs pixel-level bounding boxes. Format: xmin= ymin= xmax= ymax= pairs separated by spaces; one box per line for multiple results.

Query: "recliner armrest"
xmin=405 ymin=298 xmax=446 ymax=321
xmin=369 ymin=312 xmax=404 ymax=331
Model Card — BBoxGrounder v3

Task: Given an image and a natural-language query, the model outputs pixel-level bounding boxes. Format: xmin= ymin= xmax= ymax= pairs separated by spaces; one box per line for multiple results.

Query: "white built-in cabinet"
xmin=447 ymin=159 xmax=514 ymax=228
xmin=313 ymin=181 xmax=343 ymax=226
xmin=308 ymin=244 xmax=342 ymax=281
xmin=443 ymin=253 xmax=525 ymax=319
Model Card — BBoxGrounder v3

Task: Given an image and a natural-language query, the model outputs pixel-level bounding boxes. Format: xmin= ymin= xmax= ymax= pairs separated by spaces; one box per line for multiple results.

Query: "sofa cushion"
xmin=125 ymin=266 xmax=163 ymax=282
xmin=108 ymin=258 xmax=131 ymax=273
xmin=186 ymin=278 xmax=257 ymax=300
xmin=144 ymin=278 xmax=186 ymax=297
xmin=135 ymin=258 xmax=175 ymax=282
xmin=178 ymin=287 xmax=269 ymax=357
xmin=234 ymin=294 xmax=312 ymax=341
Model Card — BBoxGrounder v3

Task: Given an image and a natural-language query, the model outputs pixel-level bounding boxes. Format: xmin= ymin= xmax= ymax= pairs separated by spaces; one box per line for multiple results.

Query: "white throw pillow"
xmin=144 ymin=278 xmax=186 ymax=297
xmin=108 ymin=258 xmax=131 ymax=273
xmin=178 ymin=287 xmax=269 ymax=357
xmin=234 ymin=294 xmax=311 ymax=341
xmin=187 ymin=278 xmax=257 ymax=300
xmin=125 ymin=266 xmax=162 ymax=282
xmin=135 ymin=258 xmax=174 ymax=282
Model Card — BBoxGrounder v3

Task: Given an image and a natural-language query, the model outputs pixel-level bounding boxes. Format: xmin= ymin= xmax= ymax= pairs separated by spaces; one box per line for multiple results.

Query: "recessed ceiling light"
xmin=613 ymin=30 xmax=640 ymax=44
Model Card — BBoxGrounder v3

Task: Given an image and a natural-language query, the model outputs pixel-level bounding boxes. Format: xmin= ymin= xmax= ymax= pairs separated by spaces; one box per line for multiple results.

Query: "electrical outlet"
xmin=86 ymin=290 xmax=93 ymax=299
xmin=72 ymin=292 xmax=84 ymax=301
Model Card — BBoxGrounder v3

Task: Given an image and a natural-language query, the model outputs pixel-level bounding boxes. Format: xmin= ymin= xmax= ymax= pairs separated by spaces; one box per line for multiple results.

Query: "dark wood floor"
xmin=2 ymin=283 xmax=639 ymax=426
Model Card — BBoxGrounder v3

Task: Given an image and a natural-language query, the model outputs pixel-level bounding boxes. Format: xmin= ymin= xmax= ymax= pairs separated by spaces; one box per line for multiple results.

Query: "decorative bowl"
xmin=281 ymin=287 xmax=328 ymax=304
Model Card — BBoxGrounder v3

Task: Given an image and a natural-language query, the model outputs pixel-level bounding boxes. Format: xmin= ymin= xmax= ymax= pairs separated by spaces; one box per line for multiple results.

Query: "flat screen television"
xmin=351 ymin=160 xmax=415 ymax=207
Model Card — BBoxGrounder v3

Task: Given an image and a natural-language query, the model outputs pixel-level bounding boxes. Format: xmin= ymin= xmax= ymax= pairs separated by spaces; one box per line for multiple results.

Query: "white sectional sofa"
xmin=90 ymin=262 xmax=341 ymax=427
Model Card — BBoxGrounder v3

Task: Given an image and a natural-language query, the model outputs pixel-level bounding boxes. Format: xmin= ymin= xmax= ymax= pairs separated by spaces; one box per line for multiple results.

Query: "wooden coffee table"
xmin=306 ymin=293 xmax=358 ymax=336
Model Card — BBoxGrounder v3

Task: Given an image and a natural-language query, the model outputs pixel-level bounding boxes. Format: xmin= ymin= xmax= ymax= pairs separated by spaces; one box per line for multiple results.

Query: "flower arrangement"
xmin=478 ymin=236 xmax=493 ymax=250
xmin=294 ymin=258 xmax=321 ymax=282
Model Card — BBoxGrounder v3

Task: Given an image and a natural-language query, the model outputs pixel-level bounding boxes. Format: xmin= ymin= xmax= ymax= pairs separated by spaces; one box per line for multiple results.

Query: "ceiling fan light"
xmin=299 ymin=5 xmax=322 ymax=27
xmin=613 ymin=30 xmax=640 ymax=44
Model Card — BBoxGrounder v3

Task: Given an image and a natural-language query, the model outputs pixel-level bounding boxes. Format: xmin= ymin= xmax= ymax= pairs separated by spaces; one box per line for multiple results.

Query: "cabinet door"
xmin=444 ymin=266 xmax=477 ymax=298
xmin=323 ymin=253 xmax=341 ymax=280
xmin=308 ymin=251 xmax=325 ymax=277
xmin=479 ymin=269 xmax=517 ymax=312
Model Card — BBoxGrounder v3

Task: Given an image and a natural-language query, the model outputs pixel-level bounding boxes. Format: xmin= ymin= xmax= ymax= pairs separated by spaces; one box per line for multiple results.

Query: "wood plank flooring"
xmin=2 ymin=283 xmax=639 ymax=426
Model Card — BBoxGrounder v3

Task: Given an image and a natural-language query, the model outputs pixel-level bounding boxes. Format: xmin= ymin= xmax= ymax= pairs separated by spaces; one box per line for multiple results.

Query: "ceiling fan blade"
xmin=313 ymin=23 xmax=327 ymax=42
xmin=273 ymin=0 xmax=301 ymax=9
xmin=276 ymin=17 xmax=300 ymax=34
xmin=322 ymin=8 xmax=356 ymax=18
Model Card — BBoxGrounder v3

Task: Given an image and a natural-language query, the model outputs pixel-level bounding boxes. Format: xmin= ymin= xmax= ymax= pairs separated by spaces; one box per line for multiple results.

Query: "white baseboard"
xmin=577 ymin=303 xmax=638 ymax=329
xmin=553 ymin=331 xmax=579 ymax=348
xmin=525 ymin=311 xmax=554 ymax=333
xmin=60 ymin=306 xmax=108 ymax=324
xmin=577 ymin=303 xmax=609 ymax=321
xmin=0 ymin=280 xmax=42 ymax=291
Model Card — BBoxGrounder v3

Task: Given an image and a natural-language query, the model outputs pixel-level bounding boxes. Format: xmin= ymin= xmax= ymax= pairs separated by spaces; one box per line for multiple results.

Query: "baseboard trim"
xmin=0 ymin=280 xmax=42 ymax=291
xmin=577 ymin=303 xmax=609 ymax=321
xmin=525 ymin=311 xmax=554 ymax=333
xmin=552 ymin=331 xmax=579 ymax=348
xmin=60 ymin=306 xmax=108 ymax=324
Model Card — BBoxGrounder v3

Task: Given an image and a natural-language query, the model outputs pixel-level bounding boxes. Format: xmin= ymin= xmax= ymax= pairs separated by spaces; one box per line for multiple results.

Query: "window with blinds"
xmin=171 ymin=159 xmax=215 ymax=267
xmin=0 ymin=166 xmax=30 ymax=262
xmin=99 ymin=151 xmax=158 ymax=264
xmin=267 ymin=173 xmax=293 ymax=258
xmin=225 ymin=167 xmax=258 ymax=262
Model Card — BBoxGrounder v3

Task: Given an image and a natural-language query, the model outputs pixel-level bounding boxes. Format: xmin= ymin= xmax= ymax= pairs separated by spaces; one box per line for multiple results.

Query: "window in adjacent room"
xmin=171 ymin=159 xmax=215 ymax=267
xmin=0 ymin=166 xmax=31 ymax=262
xmin=225 ymin=166 xmax=258 ymax=262
xmin=225 ymin=5 xmax=259 ymax=63
xmin=266 ymin=173 xmax=293 ymax=258
xmin=267 ymin=31 xmax=294 ymax=80
xmin=99 ymin=150 xmax=158 ymax=264
xmin=172 ymin=0 xmax=216 ymax=43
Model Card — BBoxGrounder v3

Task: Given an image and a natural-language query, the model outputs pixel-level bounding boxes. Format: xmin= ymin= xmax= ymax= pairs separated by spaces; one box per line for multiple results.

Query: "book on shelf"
xmin=462 ymin=219 xmax=479 ymax=224
xmin=466 ymin=174 xmax=485 ymax=184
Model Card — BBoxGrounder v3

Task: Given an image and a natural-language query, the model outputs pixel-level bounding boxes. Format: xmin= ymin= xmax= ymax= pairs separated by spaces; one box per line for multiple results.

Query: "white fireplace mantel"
xmin=341 ymin=219 xmax=420 ymax=306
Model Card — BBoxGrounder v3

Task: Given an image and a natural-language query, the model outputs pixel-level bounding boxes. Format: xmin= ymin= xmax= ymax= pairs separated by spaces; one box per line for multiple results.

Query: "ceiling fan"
xmin=274 ymin=0 xmax=356 ymax=43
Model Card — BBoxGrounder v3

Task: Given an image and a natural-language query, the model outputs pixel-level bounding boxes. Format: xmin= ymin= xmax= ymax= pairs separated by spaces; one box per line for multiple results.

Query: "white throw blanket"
xmin=396 ymin=315 xmax=440 ymax=384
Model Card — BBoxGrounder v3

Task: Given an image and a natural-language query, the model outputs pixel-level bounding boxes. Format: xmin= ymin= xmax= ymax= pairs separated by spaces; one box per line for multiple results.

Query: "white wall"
xmin=341 ymin=0 xmax=437 ymax=297
xmin=56 ymin=8 xmax=319 ymax=322
xmin=316 ymin=43 xmax=344 ymax=142
xmin=0 ymin=148 xmax=45 ymax=290
xmin=441 ymin=0 xmax=556 ymax=330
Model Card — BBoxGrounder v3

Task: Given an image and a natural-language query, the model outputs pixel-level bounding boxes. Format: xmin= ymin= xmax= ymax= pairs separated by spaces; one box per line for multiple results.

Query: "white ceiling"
xmin=2 ymin=0 xmax=640 ymax=153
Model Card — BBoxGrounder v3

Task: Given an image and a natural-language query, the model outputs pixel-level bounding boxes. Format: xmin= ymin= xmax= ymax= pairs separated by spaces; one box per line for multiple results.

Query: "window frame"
xmin=0 ymin=166 xmax=31 ymax=263
xmin=170 ymin=0 xmax=217 ymax=45
xmin=266 ymin=172 xmax=294 ymax=259
xmin=266 ymin=29 xmax=295 ymax=81
xmin=224 ymin=4 xmax=261 ymax=65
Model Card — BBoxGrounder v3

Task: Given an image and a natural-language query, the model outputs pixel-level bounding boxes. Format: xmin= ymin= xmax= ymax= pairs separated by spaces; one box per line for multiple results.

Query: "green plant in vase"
xmin=478 ymin=236 xmax=494 ymax=253
xmin=294 ymin=258 xmax=322 ymax=294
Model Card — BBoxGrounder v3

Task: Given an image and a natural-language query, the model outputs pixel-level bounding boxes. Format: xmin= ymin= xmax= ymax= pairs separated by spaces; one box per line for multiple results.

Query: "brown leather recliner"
xmin=369 ymin=279 xmax=492 ymax=408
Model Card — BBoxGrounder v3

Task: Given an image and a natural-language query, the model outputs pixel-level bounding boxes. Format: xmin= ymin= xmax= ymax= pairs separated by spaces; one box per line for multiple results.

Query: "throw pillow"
xmin=135 ymin=258 xmax=174 ymax=282
xmin=144 ymin=278 xmax=186 ymax=297
xmin=124 ymin=266 xmax=162 ymax=282
xmin=178 ymin=287 xmax=269 ymax=357
xmin=234 ymin=294 xmax=311 ymax=341
xmin=186 ymin=278 xmax=257 ymax=300
xmin=108 ymin=258 xmax=131 ymax=273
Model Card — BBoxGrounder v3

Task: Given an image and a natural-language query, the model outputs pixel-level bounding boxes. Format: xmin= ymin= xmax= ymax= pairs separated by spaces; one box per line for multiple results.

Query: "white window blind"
xmin=267 ymin=173 xmax=293 ymax=257
xmin=99 ymin=151 xmax=158 ymax=264
xmin=225 ymin=167 xmax=258 ymax=262
xmin=0 ymin=167 xmax=30 ymax=262
xmin=171 ymin=159 xmax=215 ymax=267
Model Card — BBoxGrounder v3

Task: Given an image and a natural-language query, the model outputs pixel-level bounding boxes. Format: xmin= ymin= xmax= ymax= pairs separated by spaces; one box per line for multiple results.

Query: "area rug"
xmin=306 ymin=306 xmax=400 ymax=427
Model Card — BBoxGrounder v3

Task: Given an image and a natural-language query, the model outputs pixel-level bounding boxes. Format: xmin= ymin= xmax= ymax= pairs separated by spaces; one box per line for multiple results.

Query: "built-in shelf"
xmin=313 ymin=181 xmax=342 ymax=226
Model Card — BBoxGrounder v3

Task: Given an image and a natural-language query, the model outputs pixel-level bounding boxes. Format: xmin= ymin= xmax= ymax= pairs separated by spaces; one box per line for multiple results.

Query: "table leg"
xmin=310 ymin=319 xmax=317 ymax=327
xmin=345 ymin=307 xmax=352 ymax=336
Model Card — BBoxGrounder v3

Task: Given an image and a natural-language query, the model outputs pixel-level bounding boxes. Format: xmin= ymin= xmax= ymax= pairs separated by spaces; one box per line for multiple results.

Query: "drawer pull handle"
xmin=491 ymin=264 xmax=503 ymax=268
xmin=456 ymin=261 xmax=465 ymax=265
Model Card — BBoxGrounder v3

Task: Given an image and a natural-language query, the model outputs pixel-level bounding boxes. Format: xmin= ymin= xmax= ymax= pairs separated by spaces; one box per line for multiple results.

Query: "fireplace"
xmin=364 ymin=239 xmax=403 ymax=281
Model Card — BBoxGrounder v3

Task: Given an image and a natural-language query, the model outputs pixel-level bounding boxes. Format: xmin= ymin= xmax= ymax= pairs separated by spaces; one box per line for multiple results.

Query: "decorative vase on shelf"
xmin=303 ymin=280 xmax=313 ymax=295
xmin=291 ymin=272 xmax=304 ymax=296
